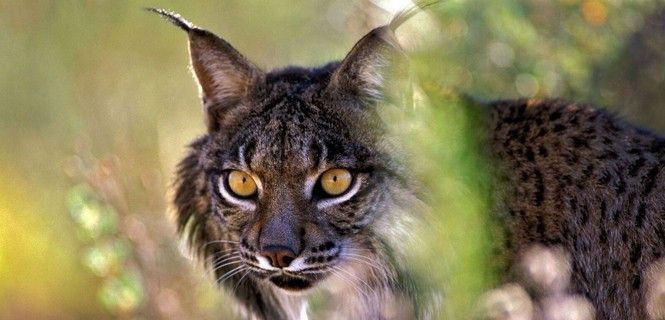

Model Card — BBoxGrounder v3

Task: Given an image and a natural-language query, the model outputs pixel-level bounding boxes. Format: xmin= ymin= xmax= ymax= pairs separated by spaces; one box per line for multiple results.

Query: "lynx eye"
xmin=226 ymin=170 xmax=257 ymax=198
xmin=319 ymin=168 xmax=353 ymax=196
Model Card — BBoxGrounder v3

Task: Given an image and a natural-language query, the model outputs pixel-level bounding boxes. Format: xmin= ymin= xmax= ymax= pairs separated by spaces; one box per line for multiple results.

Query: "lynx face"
xmin=201 ymin=66 xmax=393 ymax=291
xmin=153 ymin=8 xmax=413 ymax=299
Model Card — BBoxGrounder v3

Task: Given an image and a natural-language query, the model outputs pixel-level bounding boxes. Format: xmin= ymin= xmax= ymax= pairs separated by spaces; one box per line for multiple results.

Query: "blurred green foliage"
xmin=68 ymin=185 xmax=143 ymax=315
xmin=1 ymin=0 xmax=664 ymax=319
xmin=383 ymin=85 xmax=500 ymax=319
xmin=68 ymin=185 xmax=119 ymax=241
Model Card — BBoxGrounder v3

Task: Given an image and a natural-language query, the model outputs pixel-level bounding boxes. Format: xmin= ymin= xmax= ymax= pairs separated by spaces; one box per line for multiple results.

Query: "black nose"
xmin=259 ymin=245 xmax=297 ymax=268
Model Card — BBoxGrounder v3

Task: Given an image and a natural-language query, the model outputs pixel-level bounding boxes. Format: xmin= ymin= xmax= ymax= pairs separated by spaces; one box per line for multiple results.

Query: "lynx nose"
xmin=260 ymin=245 xmax=297 ymax=268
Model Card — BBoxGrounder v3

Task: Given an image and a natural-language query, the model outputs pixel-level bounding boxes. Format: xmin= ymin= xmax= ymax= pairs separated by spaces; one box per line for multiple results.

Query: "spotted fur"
xmin=489 ymin=99 xmax=665 ymax=320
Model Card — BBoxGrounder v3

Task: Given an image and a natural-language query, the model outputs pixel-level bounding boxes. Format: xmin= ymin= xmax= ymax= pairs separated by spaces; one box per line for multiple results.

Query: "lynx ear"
xmin=148 ymin=8 xmax=263 ymax=131
xmin=328 ymin=4 xmax=431 ymax=103
xmin=328 ymin=27 xmax=404 ymax=103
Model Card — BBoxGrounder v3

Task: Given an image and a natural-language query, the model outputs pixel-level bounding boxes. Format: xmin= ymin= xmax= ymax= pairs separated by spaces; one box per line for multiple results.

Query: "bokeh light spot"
xmin=488 ymin=41 xmax=515 ymax=68
xmin=515 ymin=74 xmax=540 ymax=97
xmin=582 ymin=0 xmax=608 ymax=26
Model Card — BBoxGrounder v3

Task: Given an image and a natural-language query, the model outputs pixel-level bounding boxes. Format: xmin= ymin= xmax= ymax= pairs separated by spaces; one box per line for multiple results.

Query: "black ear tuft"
xmin=148 ymin=8 xmax=264 ymax=132
xmin=145 ymin=7 xmax=196 ymax=32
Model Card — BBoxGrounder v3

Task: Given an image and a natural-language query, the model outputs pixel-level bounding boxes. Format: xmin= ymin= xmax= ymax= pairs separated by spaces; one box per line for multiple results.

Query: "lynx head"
xmin=152 ymin=8 xmax=418 ymax=295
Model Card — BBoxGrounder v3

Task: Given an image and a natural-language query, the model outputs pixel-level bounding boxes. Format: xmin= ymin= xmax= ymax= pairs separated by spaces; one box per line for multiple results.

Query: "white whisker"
xmin=217 ymin=265 xmax=247 ymax=284
xmin=343 ymin=256 xmax=386 ymax=275
xmin=212 ymin=258 xmax=243 ymax=270
xmin=330 ymin=268 xmax=369 ymax=302
xmin=199 ymin=239 xmax=240 ymax=252
xmin=232 ymin=270 xmax=251 ymax=295
xmin=208 ymin=250 xmax=241 ymax=264
xmin=334 ymin=265 xmax=374 ymax=295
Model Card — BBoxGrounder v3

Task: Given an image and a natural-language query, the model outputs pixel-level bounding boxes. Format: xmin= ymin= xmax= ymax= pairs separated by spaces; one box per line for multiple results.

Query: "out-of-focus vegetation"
xmin=1 ymin=0 xmax=664 ymax=319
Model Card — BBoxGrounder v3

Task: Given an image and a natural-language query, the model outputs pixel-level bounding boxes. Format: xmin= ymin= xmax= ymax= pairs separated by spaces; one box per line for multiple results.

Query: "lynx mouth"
xmin=268 ymin=274 xmax=313 ymax=291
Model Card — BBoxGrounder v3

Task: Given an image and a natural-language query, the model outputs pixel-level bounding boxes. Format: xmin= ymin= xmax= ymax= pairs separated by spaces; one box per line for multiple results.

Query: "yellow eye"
xmin=319 ymin=168 xmax=353 ymax=196
xmin=227 ymin=170 xmax=257 ymax=197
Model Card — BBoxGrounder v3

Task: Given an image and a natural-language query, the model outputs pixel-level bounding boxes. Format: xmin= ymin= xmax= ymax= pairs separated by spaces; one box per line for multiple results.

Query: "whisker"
xmin=343 ymin=255 xmax=394 ymax=284
xmin=344 ymin=250 xmax=387 ymax=262
xmin=343 ymin=254 xmax=387 ymax=272
xmin=342 ymin=249 xmax=392 ymax=278
xmin=344 ymin=252 xmax=384 ymax=265
xmin=299 ymin=269 xmax=330 ymax=275
xmin=203 ymin=239 xmax=240 ymax=244
xmin=211 ymin=258 xmax=243 ymax=273
xmin=205 ymin=251 xmax=242 ymax=268
xmin=330 ymin=268 xmax=368 ymax=301
xmin=334 ymin=265 xmax=374 ymax=295
xmin=216 ymin=265 xmax=246 ymax=284
xmin=199 ymin=239 xmax=240 ymax=252
xmin=343 ymin=252 xmax=379 ymax=263
xmin=210 ymin=251 xmax=242 ymax=263
xmin=212 ymin=257 xmax=242 ymax=267
xmin=296 ymin=265 xmax=333 ymax=273
xmin=208 ymin=251 xmax=240 ymax=265
xmin=345 ymin=247 xmax=376 ymax=254
xmin=209 ymin=248 xmax=240 ymax=257
xmin=333 ymin=266 xmax=376 ymax=302
xmin=232 ymin=270 xmax=251 ymax=295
